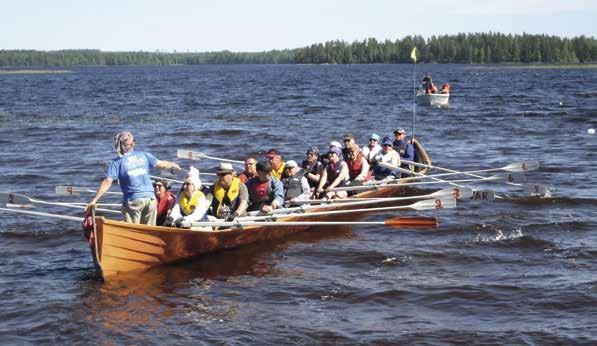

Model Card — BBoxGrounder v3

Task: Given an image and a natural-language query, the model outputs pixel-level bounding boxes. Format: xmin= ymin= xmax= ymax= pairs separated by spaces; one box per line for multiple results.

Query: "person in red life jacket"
xmin=316 ymin=146 xmax=350 ymax=199
xmin=282 ymin=160 xmax=311 ymax=206
xmin=237 ymin=156 xmax=258 ymax=184
xmin=362 ymin=133 xmax=382 ymax=163
xmin=345 ymin=143 xmax=372 ymax=184
xmin=206 ymin=163 xmax=249 ymax=221
xmin=167 ymin=167 xmax=209 ymax=227
xmin=440 ymin=83 xmax=451 ymax=94
xmin=266 ymin=149 xmax=286 ymax=180
xmin=342 ymin=133 xmax=360 ymax=158
xmin=301 ymin=146 xmax=323 ymax=189
xmin=153 ymin=179 xmax=176 ymax=226
xmin=246 ymin=161 xmax=284 ymax=213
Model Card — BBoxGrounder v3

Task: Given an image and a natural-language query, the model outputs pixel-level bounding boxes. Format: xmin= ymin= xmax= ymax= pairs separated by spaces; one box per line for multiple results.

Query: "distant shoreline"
xmin=0 ymin=69 xmax=71 ymax=75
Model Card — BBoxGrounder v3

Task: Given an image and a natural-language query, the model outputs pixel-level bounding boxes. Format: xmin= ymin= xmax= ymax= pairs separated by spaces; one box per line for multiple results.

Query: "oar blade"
xmin=0 ymin=192 xmax=30 ymax=205
xmin=523 ymin=183 xmax=549 ymax=196
xmin=431 ymin=187 xmax=474 ymax=200
xmin=410 ymin=198 xmax=456 ymax=210
xmin=384 ymin=216 xmax=438 ymax=229
xmin=55 ymin=185 xmax=83 ymax=196
xmin=177 ymin=149 xmax=203 ymax=161
xmin=504 ymin=161 xmax=540 ymax=172
xmin=506 ymin=172 xmax=526 ymax=184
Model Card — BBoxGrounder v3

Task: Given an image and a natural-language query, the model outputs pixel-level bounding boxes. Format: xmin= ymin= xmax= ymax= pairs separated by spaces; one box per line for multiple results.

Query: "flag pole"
xmin=410 ymin=47 xmax=417 ymax=144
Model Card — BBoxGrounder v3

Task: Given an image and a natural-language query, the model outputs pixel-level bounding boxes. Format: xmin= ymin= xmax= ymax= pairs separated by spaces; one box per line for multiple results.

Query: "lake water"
xmin=0 ymin=64 xmax=596 ymax=344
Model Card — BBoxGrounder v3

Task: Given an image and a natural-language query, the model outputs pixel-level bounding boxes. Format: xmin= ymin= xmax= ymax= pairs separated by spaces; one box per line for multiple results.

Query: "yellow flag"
xmin=410 ymin=47 xmax=417 ymax=63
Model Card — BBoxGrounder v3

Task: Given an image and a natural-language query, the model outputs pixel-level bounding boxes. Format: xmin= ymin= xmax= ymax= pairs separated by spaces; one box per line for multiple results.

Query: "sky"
xmin=1 ymin=0 xmax=595 ymax=52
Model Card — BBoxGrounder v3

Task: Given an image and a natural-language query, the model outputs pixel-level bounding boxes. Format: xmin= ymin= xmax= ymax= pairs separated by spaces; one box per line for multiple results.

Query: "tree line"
xmin=0 ymin=33 xmax=594 ymax=67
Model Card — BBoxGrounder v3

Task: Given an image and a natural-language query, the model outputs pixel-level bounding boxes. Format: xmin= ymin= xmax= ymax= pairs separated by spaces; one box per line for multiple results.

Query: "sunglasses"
xmin=217 ymin=172 xmax=232 ymax=177
xmin=369 ymin=138 xmax=378 ymax=141
xmin=382 ymin=144 xmax=392 ymax=147
xmin=153 ymin=184 xmax=164 ymax=188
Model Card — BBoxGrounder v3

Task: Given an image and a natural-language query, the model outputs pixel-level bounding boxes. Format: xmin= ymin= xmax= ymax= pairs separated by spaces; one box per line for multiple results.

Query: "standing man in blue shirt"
xmin=87 ymin=131 xmax=181 ymax=225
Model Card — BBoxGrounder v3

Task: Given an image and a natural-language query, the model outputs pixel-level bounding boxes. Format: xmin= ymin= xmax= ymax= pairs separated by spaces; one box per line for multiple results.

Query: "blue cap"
xmin=328 ymin=146 xmax=342 ymax=157
xmin=370 ymin=133 xmax=380 ymax=141
xmin=381 ymin=136 xmax=393 ymax=146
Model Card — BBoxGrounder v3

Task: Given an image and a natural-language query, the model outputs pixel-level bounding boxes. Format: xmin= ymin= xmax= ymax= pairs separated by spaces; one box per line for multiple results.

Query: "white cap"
xmin=184 ymin=166 xmax=202 ymax=189
xmin=285 ymin=160 xmax=298 ymax=168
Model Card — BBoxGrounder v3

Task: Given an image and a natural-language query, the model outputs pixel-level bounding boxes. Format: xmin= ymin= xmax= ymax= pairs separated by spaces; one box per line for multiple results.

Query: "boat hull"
xmin=90 ymin=143 xmax=432 ymax=280
xmin=416 ymin=92 xmax=449 ymax=106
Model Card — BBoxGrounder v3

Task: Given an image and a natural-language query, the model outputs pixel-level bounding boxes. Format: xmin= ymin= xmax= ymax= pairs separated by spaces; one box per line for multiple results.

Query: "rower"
xmin=316 ymin=146 xmax=349 ymax=199
xmin=167 ymin=167 xmax=209 ymax=227
xmin=371 ymin=136 xmax=400 ymax=182
xmin=440 ymin=83 xmax=451 ymax=94
xmin=206 ymin=163 xmax=249 ymax=221
xmin=246 ymin=161 xmax=284 ymax=213
xmin=153 ymin=179 xmax=176 ymax=226
xmin=86 ymin=131 xmax=181 ymax=226
xmin=237 ymin=156 xmax=258 ymax=184
xmin=345 ymin=143 xmax=372 ymax=184
xmin=362 ymin=133 xmax=381 ymax=163
xmin=301 ymin=146 xmax=323 ymax=189
xmin=342 ymin=133 xmax=359 ymax=158
xmin=392 ymin=128 xmax=415 ymax=176
xmin=281 ymin=160 xmax=311 ymax=206
xmin=266 ymin=149 xmax=285 ymax=180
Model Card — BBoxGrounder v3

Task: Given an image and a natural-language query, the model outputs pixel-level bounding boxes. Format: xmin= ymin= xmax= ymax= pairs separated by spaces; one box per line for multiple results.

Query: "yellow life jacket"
xmin=179 ymin=190 xmax=205 ymax=216
xmin=272 ymin=162 xmax=285 ymax=180
xmin=213 ymin=177 xmax=241 ymax=216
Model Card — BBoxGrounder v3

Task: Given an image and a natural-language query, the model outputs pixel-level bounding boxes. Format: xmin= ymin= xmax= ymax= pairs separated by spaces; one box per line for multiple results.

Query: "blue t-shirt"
xmin=107 ymin=151 xmax=158 ymax=202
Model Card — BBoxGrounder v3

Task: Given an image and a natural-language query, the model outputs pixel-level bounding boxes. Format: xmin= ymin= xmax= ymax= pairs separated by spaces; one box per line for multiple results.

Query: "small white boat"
xmin=416 ymin=89 xmax=450 ymax=106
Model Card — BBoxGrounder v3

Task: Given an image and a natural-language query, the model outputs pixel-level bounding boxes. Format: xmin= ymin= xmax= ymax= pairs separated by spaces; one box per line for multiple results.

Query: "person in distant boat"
xmin=440 ymin=83 xmax=451 ymax=94
xmin=371 ymin=136 xmax=401 ymax=181
xmin=362 ymin=133 xmax=382 ymax=163
xmin=345 ymin=143 xmax=372 ymax=184
xmin=246 ymin=161 xmax=284 ymax=213
xmin=86 ymin=131 xmax=181 ymax=226
xmin=206 ymin=163 xmax=249 ymax=221
xmin=153 ymin=179 xmax=176 ymax=226
xmin=237 ymin=156 xmax=258 ymax=184
xmin=316 ymin=146 xmax=349 ymax=199
xmin=301 ymin=146 xmax=324 ymax=189
xmin=266 ymin=149 xmax=286 ymax=180
xmin=422 ymin=73 xmax=437 ymax=94
xmin=281 ymin=160 xmax=311 ymax=206
xmin=167 ymin=167 xmax=209 ymax=227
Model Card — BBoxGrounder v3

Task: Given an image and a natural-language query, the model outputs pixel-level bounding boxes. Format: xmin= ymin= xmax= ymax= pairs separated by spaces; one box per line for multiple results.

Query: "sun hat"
xmin=216 ymin=162 xmax=235 ymax=174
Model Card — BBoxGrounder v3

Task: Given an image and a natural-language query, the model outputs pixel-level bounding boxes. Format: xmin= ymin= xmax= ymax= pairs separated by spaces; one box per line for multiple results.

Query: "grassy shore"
xmin=0 ymin=69 xmax=71 ymax=75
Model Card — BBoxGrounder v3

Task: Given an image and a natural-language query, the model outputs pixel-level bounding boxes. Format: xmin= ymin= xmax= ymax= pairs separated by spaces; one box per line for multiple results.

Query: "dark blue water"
xmin=0 ymin=65 xmax=596 ymax=344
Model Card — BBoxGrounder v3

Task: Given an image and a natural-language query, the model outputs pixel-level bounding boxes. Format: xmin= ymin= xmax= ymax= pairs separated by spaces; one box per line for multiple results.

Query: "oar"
xmin=0 ymin=192 xmax=120 ymax=214
xmin=189 ymin=216 xmax=439 ymax=230
xmin=159 ymin=167 xmax=217 ymax=177
xmin=384 ymin=161 xmax=537 ymax=183
xmin=56 ymin=186 xmax=123 ymax=196
xmin=276 ymin=187 xmax=471 ymax=211
xmin=402 ymin=159 xmax=548 ymax=196
xmin=0 ymin=207 xmax=83 ymax=222
xmin=331 ymin=173 xmax=509 ymax=193
xmin=177 ymin=149 xmax=244 ymax=164
xmin=241 ymin=198 xmax=456 ymax=222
